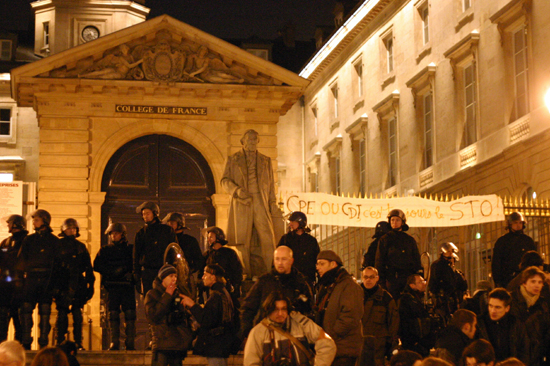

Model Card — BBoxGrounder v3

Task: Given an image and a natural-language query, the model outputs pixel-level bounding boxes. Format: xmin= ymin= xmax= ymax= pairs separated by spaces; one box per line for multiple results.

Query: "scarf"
xmin=520 ymin=284 xmax=540 ymax=308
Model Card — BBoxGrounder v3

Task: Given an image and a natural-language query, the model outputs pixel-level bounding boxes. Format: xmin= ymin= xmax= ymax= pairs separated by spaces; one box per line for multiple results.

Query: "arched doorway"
xmin=100 ymin=134 xmax=216 ymax=349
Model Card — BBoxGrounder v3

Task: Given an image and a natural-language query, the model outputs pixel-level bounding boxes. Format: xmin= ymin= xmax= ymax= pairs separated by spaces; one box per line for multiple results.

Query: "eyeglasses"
xmin=363 ymin=275 xmax=378 ymax=280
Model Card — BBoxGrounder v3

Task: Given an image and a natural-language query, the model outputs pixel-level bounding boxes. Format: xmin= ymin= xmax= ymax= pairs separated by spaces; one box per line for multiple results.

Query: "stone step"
xmin=25 ymin=351 xmax=244 ymax=366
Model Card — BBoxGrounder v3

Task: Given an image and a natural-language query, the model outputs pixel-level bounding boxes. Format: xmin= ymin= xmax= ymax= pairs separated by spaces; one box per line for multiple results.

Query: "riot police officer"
xmin=0 ymin=214 xmax=27 ymax=342
xmin=277 ymin=211 xmax=320 ymax=287
xmin=55 ymin=218 xmax=95 ymax=349
xmin=133 ymin=202 xmax=177 ymax=296
xmin=162 ymin=212 xmax=204 ymax=275
xmin=17 ymin=209 xmax=60 ymax=349
xmin=362 ymin=221 xmax=391 ymax=269
xmin=492 ymin=212 xmax=536 ymax=288
xmin=375 ymin=209 xmax=423 ymax=300
xmin=428 ymin=242 xmax=468 ymax=323
xmin=94 ymin=223 xmax=136 ymax=350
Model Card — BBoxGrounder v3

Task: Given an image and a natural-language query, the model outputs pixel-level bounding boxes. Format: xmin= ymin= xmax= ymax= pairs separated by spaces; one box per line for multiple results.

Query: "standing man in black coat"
xmin=162 ymin=213 xmax=204 ymax=275
xmin=492 ymin=212 xmax=536 ymax=288
xmin=375 ymin=209 xmax=423 ymax=301
xmin=17 ymin=209 xmax=60 ymax=349
xmin=277 ymin=211 xmax=320 ymax=288
xmin=362 ymin=221 xmax=391 ymax=270
xmin=93 ymin=223 xmax=136 ymax=350
xmin=0 ymin=215 xmax=27 ymax=343
xmin=55 ymin=219 xmax=95 ymax=349
xmin=133 ymin=201 xmax=177 ymax=296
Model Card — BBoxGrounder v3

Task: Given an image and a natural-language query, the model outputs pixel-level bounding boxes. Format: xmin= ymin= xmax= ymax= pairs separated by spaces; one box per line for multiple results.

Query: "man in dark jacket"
xmin=362 ymin=221 xmax=391 ymax=269
xmin=55 ymin=218 xmax=95 ymax=349
xmin=145 ymin=264 xmax=193 ymax=366
xmin=359 ymin=267 xmax=399 ymax=366
xmin=17 ymin=209 xmax=60 ymax=349
xmin=204 ymin=227 xmax=243 ymax=303
xmin=398 ymin=274 xmax=434 ymax=357
xmin=491 ymin=212 xmax=536 ymax=288
xmin=134 ymin=201 xmax=177 ymax=295
xmin=315 ymin=250 xmax=363 ymax=366
xmin=277 ymin=211 xmax=320 ymax=288
xmin=428 ymin=242 xmax=468 ymax=323
xmin=93 ymin=223 xmax=136 ymax=350
xmin=477 ymin=288 xmax=529 ymax=365
xmin=240 ymin=246 xmax=313 ymax=338
xmin=510 ymin=266 xmax=550 ymax=366
xmin=181 ymin=264 xmax=239 ymax=365
xmin=162 ymin=212 xmax=204 ymax=275
xmin=0 ymin=214 xmax=27 ymax=343
xmin=375 ymin=209 xmax=423 ymax=301
xmin=434 ymin=309 xmax=476 ymax=365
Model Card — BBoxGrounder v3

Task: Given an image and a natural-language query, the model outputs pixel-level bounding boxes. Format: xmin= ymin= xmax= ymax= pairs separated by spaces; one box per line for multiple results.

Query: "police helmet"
xmin=373 ymin=221 xmax=391 ymax=238
xmin=136 ymin=201 xmax=160 ymax=216
xmin=6 ymin=214 xmax=26 ymax=231
xmin=31 ymin=209 xmax=51 ymax=227
xmin=387 ymin=209 xmax=406 ymax=223
xmin=288 ymin=211 xmax=307 ymax=228
xmin=439 ymin=242 xmax=459 ymax=261
xmin=61 ymin=218 xmax=80 ymax=237
xmin=207 ymin=227 xmax=228 ymax=246
xmin=508 ymin=211 xmax=526 ymax=227
xmin=105 ymin=222 xmax=127 ymax=236
xmin=162 ymin=212 xmax=186 ymax=229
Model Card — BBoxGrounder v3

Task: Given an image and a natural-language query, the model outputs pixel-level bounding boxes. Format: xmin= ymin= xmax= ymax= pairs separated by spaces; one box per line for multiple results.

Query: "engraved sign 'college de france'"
xmin=115 ymin=105 xmax=207 ymax=115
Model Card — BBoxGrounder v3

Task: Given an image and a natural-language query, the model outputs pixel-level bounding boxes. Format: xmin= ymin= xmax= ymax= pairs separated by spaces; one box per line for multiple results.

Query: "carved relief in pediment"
xmin=46 ymin=30 xmax=276 ymax=85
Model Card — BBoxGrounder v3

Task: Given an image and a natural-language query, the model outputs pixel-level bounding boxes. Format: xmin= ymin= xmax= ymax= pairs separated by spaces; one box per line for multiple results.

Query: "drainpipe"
xmin=300 ymin=96 xmax=306 ymax=192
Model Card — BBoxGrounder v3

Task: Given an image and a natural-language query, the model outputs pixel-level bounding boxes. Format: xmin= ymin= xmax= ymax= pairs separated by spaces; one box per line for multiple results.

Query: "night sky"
xmin=3 ymin=0 xmax=337 ymax=42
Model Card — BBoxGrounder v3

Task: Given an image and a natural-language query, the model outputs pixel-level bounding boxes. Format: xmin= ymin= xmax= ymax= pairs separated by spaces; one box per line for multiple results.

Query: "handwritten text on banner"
xmin=283 ymin=193 xmax=504 ymax=228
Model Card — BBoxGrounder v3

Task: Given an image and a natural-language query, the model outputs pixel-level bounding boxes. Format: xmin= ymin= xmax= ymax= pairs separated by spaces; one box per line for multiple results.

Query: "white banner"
xmin=0 ymin=181 xmax=23 ymax=241
xmin=282 ymin=192 xmax=504 ymax=228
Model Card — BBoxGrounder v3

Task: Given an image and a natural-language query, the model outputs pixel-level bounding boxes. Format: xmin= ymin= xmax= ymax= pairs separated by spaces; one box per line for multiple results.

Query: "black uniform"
xmin=175 ymin=232 xmax=204 ymax=274
xmin=17 ymin=228 xmax=60 ymax=349
xmin=375 ymin=230 xmax=423 ymax=300
xmin=93 ymin=237 xmax=136 ymax=350
xmin=0 ymin=229 xmax=27 ymax=342
xmin=277 ymin=231 xmax=320 ymax=287
xmin=240 ymin=267 xmax=313 ymax=338
xmin=428 ymin=255 xmax=468 ymax=322
xmin=204 ymin=246 xmax=243 ymax=298
xmin=492 ymin=231 xmax=536 ymax=288
xmin=134 ymin=218 xmax=177 ymax=295
xmin=398 ymin=286 xmax=435 ymax=357
xmin=55 ymin=235 xmax=95 ymax=345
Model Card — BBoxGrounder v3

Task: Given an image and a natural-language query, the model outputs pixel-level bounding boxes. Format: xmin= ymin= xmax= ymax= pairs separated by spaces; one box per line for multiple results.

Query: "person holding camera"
xmin=243 ymin=291 xmax=336 ymax=366
xmin=145 ymin=264 xmax=194 ymax=366
xmin=181 ymin=264 xmax=239 ymax=366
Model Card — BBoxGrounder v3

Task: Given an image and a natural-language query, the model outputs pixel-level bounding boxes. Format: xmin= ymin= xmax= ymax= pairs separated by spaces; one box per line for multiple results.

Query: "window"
xmin=322 ymin=136 xmax=343 ymax=195
xmin=421 ymin=6 xmax=430 ymax=45
xmin=463 ymin=63 xmax=477 ymax=147
xmin=386 ymin=37 xmax=394 ymax=73
xmin=359 ymin=138 xmax=366 ymax=196
xmin=423 ymin=93 xmax=433 ymax=169
xmin=312 ymin=105 xmax=318 ymax=136
xmin=331 ymin=84 xmax=339 ymax=118
xmin=463 ymin=0 xmax=471 ymax=11
xmin=246 ymin=48 xmax=269 ymax=61
xmin=43 ymin=22 xmax=50 ymax=48
xmin=335 ymin=155 xmax=341 ymax=195
xmin=354 ymin=61 xmax=363 ymax=98
xmin=0 ymin=40 xmax=11 ymax=61
xmin=513 ymin=26 xmax=529 ymax=121
xmin=0 ymin=108 xmax=11 ymax=136
xmin=306 ymin=154 xmax=321 ymax=192
xmin=388 ymin=118 xmax=397 ymax=187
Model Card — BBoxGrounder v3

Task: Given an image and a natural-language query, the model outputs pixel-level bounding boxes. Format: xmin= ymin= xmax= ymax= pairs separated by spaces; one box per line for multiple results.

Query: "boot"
xmin=0 ymin=306 xmax=10 ymax=342
xmin=19 ymin=302 xmax=34 ymax=350
xmin=38 ymin=303 xmax=52 ymax=349
xmin=11 ymin=304 xmax=23 ymax=344
xmin=124 ymin=310 xmax=136 ymax=351
xmin=56 ymin=308 xmax=69 ymax=345
xmin=108 ymin=311 xmax=121 ymax=351
xmin=72 ymin=306 xmax=83 ymax=347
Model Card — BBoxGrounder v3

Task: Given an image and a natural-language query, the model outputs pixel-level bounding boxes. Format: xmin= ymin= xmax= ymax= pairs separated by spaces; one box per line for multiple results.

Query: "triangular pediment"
xmin=11 ymin=15 xmax=309 ymax=106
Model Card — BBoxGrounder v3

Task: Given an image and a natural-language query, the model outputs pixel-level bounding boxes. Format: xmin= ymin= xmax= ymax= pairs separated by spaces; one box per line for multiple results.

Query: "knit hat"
xmin=158 ymin=264 xmax=177 ymax=280
xmin=317 ymin=250 xmax=343 ymax=266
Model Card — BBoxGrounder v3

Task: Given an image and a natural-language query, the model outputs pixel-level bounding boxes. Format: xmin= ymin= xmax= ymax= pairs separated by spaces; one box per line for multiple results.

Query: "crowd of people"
xmin=0 ymin=203 xmax=546 ymax=366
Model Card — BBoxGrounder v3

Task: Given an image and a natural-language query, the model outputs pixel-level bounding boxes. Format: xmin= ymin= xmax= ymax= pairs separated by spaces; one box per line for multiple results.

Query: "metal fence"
xmin=308 ymin=196 xmax=550 ymax=293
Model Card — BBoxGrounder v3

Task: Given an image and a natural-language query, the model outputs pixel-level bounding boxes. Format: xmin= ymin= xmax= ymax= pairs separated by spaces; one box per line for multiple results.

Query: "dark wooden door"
xmin=100 ymin=134 xmax=216 ymax=349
